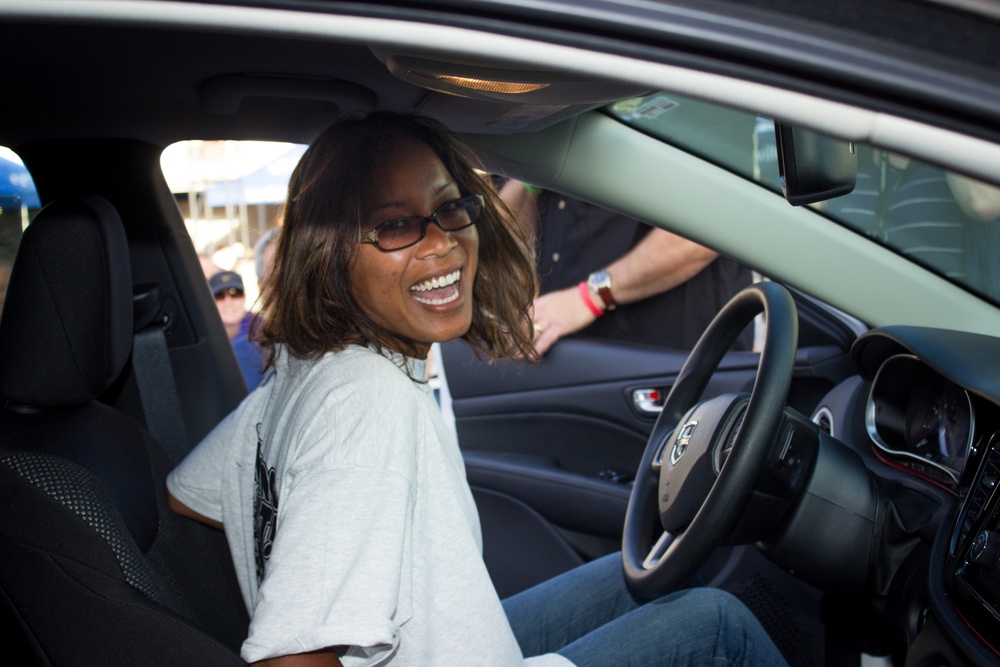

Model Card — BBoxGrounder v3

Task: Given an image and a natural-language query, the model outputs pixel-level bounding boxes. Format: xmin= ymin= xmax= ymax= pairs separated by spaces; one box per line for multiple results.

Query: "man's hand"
xmin=530 ymin=285 xmax=600 ymax=356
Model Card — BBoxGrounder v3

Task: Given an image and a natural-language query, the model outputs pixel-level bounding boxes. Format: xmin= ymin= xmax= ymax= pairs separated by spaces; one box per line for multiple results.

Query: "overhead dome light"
xmin=429 ymin=75 xmax=549 ymax=94
xmin=368 ymin=48 xmax=652 ymax=105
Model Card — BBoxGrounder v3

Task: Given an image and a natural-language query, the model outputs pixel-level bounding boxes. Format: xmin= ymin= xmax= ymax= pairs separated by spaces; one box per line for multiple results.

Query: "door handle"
xmin=632 ymin=388 xmax=665 ymax=414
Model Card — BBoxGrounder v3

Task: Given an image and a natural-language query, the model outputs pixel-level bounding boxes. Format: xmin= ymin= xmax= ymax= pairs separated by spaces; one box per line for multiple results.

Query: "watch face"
xmin=589 ymin=271 xmax=610 ymax=288
xmin=587 ymin=270 xmax=616 ymax=309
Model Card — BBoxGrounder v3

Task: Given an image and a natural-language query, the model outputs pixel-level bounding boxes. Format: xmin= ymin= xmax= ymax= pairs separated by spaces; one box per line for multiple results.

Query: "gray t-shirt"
xmin=168 ymin=345 xmax=571 ymax=666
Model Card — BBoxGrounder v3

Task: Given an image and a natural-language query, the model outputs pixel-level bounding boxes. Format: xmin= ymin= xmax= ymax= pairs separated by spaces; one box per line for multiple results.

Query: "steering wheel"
xmin=622 ymin=281 xmax=798 ymax=598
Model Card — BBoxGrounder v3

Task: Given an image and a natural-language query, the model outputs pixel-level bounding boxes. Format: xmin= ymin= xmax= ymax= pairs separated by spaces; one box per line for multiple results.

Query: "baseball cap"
xmin=209 ymin=270 xmax=244 ymax=297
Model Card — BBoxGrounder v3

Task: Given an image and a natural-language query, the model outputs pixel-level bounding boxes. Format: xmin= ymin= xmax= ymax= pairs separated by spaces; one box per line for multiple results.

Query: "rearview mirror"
xmin=775 ymin=122 xmax=857 ymax=206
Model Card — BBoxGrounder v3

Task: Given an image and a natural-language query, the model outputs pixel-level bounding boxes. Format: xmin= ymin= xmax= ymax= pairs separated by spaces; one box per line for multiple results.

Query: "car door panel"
xmin=445 ymin=338 xmax=761 ymax=473
xmin=442 ymin=336 xmax=851 ymax=596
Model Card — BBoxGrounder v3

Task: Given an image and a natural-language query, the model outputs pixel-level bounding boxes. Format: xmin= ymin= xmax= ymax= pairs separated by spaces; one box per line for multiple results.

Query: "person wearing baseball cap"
xmin=209 ymin=269 xmax=265 ymax=390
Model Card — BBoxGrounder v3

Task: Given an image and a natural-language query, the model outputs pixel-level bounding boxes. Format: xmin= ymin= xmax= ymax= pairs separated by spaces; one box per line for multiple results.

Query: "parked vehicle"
xmin=2 ymin=1 xmax=1000 ymax=665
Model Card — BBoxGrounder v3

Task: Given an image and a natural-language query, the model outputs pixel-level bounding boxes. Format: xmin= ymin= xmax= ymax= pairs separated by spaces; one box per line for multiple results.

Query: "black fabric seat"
xmin=0 ymin=196 xmax=249 ymax=666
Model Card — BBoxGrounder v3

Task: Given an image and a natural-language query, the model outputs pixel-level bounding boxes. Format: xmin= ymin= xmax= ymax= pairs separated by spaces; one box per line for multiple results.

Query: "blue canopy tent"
xmin=204 ymin=144 xmax=306 ymax=208
xmin=0 ymin=152 xmax=41 ymax=210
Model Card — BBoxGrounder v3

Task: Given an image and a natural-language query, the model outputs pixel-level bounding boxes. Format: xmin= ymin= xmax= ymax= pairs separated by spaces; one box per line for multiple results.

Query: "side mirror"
xmin=775 ymin=122 xmax=857 ymax=206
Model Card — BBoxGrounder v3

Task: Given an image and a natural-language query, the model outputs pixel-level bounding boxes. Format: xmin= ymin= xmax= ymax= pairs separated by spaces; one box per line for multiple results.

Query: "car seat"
xmin=0 ymin=195 xmax=249 ymax=666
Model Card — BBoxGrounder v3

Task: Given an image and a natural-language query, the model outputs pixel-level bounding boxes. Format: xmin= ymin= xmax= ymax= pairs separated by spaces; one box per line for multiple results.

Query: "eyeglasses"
xmin=215 ymin=287 xmax=244 ymax=300
xmin=360 ymin=194 xmax=484 ymax=251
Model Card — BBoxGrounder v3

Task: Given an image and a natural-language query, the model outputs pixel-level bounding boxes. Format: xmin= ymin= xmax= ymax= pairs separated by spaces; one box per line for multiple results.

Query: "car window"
xmin=161 ymin=140 xmax=304 ymax=305
xmin=0 ymin=146 xmax=40 ymax=318
xmin=607 ymin=93 xmax=1000 ymax=305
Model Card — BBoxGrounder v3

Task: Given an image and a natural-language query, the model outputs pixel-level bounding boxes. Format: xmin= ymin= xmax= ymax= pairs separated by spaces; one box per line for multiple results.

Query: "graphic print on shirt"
xmin=253 ymin=422 xmax=278 ymax=583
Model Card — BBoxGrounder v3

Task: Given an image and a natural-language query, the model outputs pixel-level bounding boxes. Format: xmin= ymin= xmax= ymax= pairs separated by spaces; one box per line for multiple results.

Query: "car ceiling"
xmin=1 ymin=24 xmax=411 ymax=147
xmin=0 ymin=2 xmax=648 ymax=147
xmin=3 ymin=0 xmax=1000 ymax=152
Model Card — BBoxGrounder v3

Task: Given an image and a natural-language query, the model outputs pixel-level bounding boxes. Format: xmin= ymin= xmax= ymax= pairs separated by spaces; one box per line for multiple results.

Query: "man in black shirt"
xmin=501 ymin=181 xmax=753 ymax=354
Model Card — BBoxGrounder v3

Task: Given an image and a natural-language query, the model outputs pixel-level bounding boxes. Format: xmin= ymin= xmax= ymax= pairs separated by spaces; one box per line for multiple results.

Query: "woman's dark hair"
xmin=256 ymin=111 xmax=537 ymax=364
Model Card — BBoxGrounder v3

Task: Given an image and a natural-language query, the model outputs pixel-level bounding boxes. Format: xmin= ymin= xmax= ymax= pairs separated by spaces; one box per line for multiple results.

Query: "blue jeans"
xmin=502 ymin=552 xmax=788 ymax=667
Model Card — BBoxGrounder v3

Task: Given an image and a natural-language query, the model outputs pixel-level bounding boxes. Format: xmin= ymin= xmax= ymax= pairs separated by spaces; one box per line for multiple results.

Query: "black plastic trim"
xmin=464 ymin=450 xmax=631 ymax=539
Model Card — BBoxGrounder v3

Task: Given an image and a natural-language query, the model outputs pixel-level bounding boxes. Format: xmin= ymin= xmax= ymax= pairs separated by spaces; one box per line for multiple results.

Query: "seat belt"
xmin=132 ymin=287 xmax=189 ymax=465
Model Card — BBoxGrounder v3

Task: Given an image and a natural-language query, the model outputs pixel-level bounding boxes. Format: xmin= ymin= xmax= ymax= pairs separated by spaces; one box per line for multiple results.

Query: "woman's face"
xmin=351 ymin=139 xmax=479 ymax=359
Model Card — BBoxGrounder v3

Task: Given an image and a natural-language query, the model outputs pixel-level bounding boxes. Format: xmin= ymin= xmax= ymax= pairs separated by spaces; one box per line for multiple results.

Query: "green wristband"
xmin=523 ymin=183 xmax=543 ymax=195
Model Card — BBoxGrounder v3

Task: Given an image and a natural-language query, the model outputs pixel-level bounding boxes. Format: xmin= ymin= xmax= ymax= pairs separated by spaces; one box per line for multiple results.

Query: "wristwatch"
xmin=586 ymin=270 xmax=617 ymax=311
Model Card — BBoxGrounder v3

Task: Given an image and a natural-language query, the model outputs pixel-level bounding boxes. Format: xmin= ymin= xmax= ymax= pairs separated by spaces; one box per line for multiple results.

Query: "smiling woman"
xmin=165 ymin=111 xmax=787 ymax=667
xmin=166 ymin=112 xmax=538 ymax=665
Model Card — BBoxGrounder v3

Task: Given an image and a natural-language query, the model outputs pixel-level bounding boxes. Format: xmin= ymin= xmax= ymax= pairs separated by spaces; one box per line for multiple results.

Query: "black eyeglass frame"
xmin=359 ymin=194 xmax=484 ymax=251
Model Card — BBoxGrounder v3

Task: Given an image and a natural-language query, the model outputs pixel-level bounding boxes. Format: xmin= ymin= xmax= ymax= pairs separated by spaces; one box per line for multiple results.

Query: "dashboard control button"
xmin=970 ymin=530 xmax=1000 ymax=567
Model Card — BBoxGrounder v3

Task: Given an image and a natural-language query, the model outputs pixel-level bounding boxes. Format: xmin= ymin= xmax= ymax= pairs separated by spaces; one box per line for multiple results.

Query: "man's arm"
xmin=602 ymin=227 xmax=718 ymax=305
xmin=531 ymin=227 xmax=718 ymax=355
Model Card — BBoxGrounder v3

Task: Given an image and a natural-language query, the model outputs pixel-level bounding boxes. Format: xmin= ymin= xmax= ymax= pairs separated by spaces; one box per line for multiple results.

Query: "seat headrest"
xmin=0 ymin=196 xmax=133 ymax=407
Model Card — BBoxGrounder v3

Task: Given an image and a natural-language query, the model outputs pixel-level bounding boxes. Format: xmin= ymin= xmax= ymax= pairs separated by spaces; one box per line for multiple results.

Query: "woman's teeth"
xmin=411 ymin=269 xmax=461 ymax=305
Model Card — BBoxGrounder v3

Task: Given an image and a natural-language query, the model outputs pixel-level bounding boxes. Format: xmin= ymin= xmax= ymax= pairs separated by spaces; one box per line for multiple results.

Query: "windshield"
xmin=606 ymin=94 xmax=1000 ymax=304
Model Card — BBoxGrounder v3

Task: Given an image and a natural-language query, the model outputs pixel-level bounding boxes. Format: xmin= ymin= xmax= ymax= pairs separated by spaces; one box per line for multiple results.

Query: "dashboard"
xmin=866 ymin=354 xmax=975 ymax=488
xmin=841 ymin=327 xmax=1000 ymax=662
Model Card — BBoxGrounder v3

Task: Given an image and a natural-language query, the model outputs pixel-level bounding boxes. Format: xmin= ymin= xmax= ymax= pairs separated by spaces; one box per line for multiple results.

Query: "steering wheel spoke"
xmin=642 ymin=530 xmax=676 ymax=569
xmin=649 ymin=428 xmax=674 ymax=474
